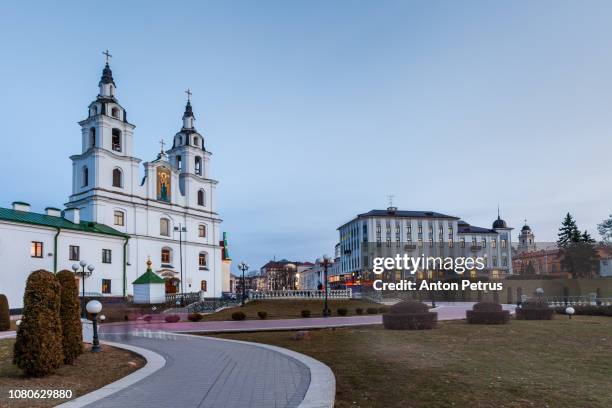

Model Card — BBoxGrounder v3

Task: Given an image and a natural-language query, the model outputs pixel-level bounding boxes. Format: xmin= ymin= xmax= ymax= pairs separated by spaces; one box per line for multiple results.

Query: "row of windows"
xmin=88 ymin=127 xmax=123 ymax=152
xmin=175 ymin=155 xmax=204 ymax=176
xmin=160 ymin=247 xmax=208 ymax=268
xmin=81 ymin=166 xmax=124 ymax=188
xmin=32 ymin=242 xmax=112 ymax=264
xmin=77 ymin=277 xmax=209 ymax=295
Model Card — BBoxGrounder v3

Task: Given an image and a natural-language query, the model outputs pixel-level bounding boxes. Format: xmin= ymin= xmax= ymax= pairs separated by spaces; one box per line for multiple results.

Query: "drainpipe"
xmin=53 ymin=227 xmax=61 ymax=273
xmin=123 ymin=236 xmax=130 ymax=298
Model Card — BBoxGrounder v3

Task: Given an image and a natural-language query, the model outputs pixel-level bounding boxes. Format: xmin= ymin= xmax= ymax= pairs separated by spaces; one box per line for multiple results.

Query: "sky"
xmin=1 ymin=1 xmax=612 ymax=273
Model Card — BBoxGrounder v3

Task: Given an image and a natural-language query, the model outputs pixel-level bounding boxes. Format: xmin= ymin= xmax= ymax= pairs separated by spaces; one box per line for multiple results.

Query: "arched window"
xmin=111 ymin=107 xmax=120 ymax=118
xmin=199 ymin=252 xmax=207 ymax=268
xmin=112 ymin=168 xmax=123 ymax=188
xmin=161 ymin=247 xmax=172 ymax=264
xmin=198 ymin=224 xmax=206 ymax=238
xmin=112 ymin=129 xmax=122 ymax=152
xmin=90 ymin=127 xmax=96 ymax=148
xmin=193 ymin=136 xmax=198 ymax=147
xmin=176 ymin=155 xmax=182 ymax=171
xmin=90 ymin=105 xmax=97 ymax=116
xmin=160 ymin=218 xmax=170 ymax=236
xmin=195 ymin=157 xmax=202 ymax=175
xmin=197 ymin=190 xmax=205 ymax=206
xmin=200 ymin=280 xmax=207 ymax=291
xmin=113 ymin=210 xmax=125 ymax=226
xmin=82 ymin=166 xmax=89 ymax=187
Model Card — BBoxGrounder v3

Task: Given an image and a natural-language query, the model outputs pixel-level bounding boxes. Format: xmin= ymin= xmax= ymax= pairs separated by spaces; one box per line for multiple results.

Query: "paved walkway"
xmin=87 ymin=332 xmax=312 ymax=408
xmin=100 ymin=302 xmax=515 ymax=334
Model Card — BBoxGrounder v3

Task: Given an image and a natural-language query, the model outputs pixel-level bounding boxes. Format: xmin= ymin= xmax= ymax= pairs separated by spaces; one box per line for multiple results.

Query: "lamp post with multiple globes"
xmin=316 ymin=255 xmax=334 ymax=317
xmin=237 ymin=261 xmax=249 ymax=306
xmin=72 ymin=260 xmax=95 ymax=318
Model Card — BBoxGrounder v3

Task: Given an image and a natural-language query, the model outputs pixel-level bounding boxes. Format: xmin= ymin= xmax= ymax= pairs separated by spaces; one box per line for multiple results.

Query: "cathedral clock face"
xmin=157 ymin=167 xmax=171 ymax=202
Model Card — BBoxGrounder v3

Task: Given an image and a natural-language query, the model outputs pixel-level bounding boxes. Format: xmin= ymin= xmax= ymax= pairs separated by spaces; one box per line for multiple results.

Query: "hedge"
xmin=383 ymin=301 xmax=437 ymax=330
xmin=466 ymin=302 xmax=510 ymax=325
xmin=13 ymin=270 xmax=64 ymax=376
xmin=56 ymin=270 xmax=83 ymax=363
xmin=187 ymin=313 xmax=203 ymax=322
xmin=337 ymin=308 xmax=348 ymax=316
xmin=164 ymin=314 xmax=181 ymax=323
xmin=515 ymin=300 xmax=554 ymax=320
xmin=0 ymin=294 xmax=9 ymax=331
xmin=232 ymin=311 xmax=246 ymax=321
xmin=301 ymin=310 xmax=311 ymax=318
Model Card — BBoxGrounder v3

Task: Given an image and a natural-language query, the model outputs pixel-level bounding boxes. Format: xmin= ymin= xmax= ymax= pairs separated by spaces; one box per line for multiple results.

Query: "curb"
xmin=55 ymin=341 xmax=166 ymax=408
xmin=173 ymin=332 xmax=336 ymax=408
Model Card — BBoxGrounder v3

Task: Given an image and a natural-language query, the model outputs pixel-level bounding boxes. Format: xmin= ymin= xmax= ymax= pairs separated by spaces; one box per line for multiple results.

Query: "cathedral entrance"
xmin=165 ymin=279 xmax=178 ymax=294
xmin=159 ymin=269 xmax=180 ymax=294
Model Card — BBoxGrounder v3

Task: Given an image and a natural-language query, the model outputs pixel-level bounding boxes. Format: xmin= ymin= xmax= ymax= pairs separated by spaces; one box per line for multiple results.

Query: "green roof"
xmin=133 ymin=268 xmax=165 ymax=284
xmin=0 ymin=207 xmax=128 ymax=238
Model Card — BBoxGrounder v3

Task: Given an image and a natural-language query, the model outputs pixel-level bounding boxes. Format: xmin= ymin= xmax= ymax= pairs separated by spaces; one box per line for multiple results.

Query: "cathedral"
xmin=0 ymin=56 xmax=228 ymax=310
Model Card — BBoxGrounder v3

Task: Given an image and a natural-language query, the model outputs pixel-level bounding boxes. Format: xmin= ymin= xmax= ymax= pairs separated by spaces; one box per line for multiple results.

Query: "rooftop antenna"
xmin=387 ymin=194 xmax=397 ymax=213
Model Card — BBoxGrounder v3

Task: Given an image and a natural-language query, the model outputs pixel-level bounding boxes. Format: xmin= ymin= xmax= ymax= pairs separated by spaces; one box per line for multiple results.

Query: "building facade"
xmin=0 ymin=60 xmax=225 ymax=309
xmin=334 ymin=206 xmax=514 ymax=289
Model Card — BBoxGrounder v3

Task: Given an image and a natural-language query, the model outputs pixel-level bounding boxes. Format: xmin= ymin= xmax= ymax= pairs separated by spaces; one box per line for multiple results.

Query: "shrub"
xmin=382 ymin=301 xmax=437 ymax=330
xmin=515 ymin=300 xmax=554 ymax=320
xmin=187 ymin=313 xmax=202 ymax=322
xmin=143 ymin=315 xmax=153 ymax=323
xmin=56 ymin=270 xmax=83 ymax=364
xmin=257 ymin=311 xmax=268 ymax=320
xmin=164 ymin=314 xmax=181 ymax=323
xmin=0 ymin=294 xmax=9 ymax=331
xmin=366 ymin=307 xmax=379 ymax=314
xmin=378 ymin=306 xmax=389 ymax=314
xmin=355 ymin=308 xmax=363 ymax=315
xmin=13 ymin=270 xmax=64 ymax=376
xmin=301 ymin=310 xmax=311 ymax=318
xmin=466 ymin=302 xmax=510 ymax=325
xmin=231 ymin=311 xmax=246 ymax=321
xmin=337 ymin=308 xmax=348 ymax=316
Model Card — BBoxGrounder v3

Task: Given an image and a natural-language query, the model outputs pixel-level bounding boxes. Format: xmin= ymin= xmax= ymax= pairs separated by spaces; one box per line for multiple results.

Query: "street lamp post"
xmin=73 ymin=261 xmax=94 ymax=318
xmin=174 ymin=224 xmax=187 ymax=306
xmin=86 ymin=300 xmax=103 ymax=353
xmin=316 ymin=255 xmax=334 ymax=317
xmin=238 ymin=261 xmax=249 ymax=306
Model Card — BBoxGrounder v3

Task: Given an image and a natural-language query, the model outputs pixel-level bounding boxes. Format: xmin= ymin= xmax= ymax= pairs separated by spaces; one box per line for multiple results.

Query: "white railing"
xmin=248 ymin=289 xmax=352 ymax=300
xmin=165 ymin=291 xmax=204 ymax=305
xmin=545 ymin=296 xmax=612 ymax=307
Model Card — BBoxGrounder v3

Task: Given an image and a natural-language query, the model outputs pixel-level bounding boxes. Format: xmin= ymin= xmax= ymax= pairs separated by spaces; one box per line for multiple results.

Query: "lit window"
xmin=101 ymin=279 xmax=112 ymax=294
xmin=31 ymin=241 xmax=43 ymax=258
xmin=161 ymin=248 xmax=171 ymax=264
xmin=114 ymin=210 xmax=125 ymax=226
xmin=199 ymin=252 xmax=207 ymax=267
xmin=200 ymin=280 xmax=207 ymax=291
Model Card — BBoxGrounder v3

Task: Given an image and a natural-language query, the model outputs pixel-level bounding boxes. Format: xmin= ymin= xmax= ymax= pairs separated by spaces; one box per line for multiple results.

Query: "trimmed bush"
xmin=164 ymin=314 xmax=181 ymax=323
xmin=143 ymin=315 xmax=153 ymax=323
xmin=0 ymin=294 xmax=9 ymax=331
xmin=56 ymin=270 xmax=83 ymax=364
xmin=466 ymin=302 xmax=510 ymax=325
xmin=382 ymin=301 xmax=437 ymax=330
xmin=366 ymin=307 xmax=379 ymax=314
xmin=301 ymin=310 xmax=311 ymax=318
xmin=187 ymin=313 xmax=203 ymax=322
xmin=337 ymin=308 xmax=348 ymax=316
xmin=232 ymin=311 xmax=246 ymax=321
xmin=355 ymin=308 xmax=364 ymax=315
xmin=515 ymin=300 xmax=554 ymax=320
xmin=378 ymin=306 xmax=389 ymax=314
xmin=13 ymin=270 xmax=64 ymax=376
xmin=257 ymin=311 xmax=268 ymax=320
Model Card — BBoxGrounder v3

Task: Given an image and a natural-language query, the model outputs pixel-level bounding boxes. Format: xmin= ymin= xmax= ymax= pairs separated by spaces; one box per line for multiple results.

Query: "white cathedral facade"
xmin=0 ymin=60 xmax=227 ymax=309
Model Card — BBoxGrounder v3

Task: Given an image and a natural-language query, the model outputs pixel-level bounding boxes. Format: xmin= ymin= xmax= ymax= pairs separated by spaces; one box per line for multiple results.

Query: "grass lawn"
xmin=199 ymin=299 xmax=381 ymax=321
xmin=0 ymin=340 xmax=145 ymax=408
xmin=213 ymin=316 xmax=612 ymax=408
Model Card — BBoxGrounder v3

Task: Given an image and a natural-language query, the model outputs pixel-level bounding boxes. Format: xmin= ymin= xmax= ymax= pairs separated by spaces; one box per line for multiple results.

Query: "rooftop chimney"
xmin=45 ymin=207 xmax=62 ymax=217
xmin=63 ymin=208 xmax=80 ymax=224
xmin=12 ymin=201 xmax=31 ymax=212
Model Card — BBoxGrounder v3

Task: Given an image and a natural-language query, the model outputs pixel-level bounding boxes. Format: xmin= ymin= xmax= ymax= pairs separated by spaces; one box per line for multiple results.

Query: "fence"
xmin=544 ymin=296 xmax=612 ymax=307
xmin=248 ymin=289 xmax=352 ymax=300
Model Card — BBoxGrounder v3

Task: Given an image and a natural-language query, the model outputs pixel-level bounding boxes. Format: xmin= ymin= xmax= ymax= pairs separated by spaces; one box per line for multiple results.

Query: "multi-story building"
xmin=334 ymin=206 xmax=514 ymax=289
xmin=260 ymin=259 xmax=314 ymax=290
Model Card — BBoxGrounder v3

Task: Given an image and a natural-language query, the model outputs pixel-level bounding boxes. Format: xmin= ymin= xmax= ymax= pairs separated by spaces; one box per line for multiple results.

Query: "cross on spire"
xmin=159 ymin=139 xmax=166 ymax=153
xmin=185 ymin=88 xmax=192 ymax=101
xmin=388 ymin=195 xmax=395 ymax=208
xmin=103 ymin=49 xmax=112 ymax=64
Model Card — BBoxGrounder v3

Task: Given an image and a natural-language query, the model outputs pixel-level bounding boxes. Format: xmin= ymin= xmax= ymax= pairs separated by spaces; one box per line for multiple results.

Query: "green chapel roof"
xmin=0 ymin=207 xmax=128 ymax=238
xmin=133 ymin=267 xmax=165 ymax=285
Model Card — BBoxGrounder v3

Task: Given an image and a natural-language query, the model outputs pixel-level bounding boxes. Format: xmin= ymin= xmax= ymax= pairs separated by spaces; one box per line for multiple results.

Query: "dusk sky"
xmin=1 ymin=1 xmax=612 ymax=272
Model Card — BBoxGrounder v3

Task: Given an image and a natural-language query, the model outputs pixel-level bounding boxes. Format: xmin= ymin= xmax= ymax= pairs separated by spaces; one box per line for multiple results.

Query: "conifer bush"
xmin=231 ymin=311 xmax=246 ymax=321
xmin=187 ymin=313 xmax=203 ymax=322
xmin=56 ymin=270 xmax=83 ymax=363
xmin=466 ymin=302 xmax=510 ymax=325
xmin=0 ymin=294 xmax=9 ymax=331
xmin=383 ymin=301 xmax=437 ymax=330
xmin=301 ymin=310 xmax=311 ymax=318
xmin=257 ymin=311 xmax=268 ymax=320
xmin=13 ymin=270 xmax=64 ymax=376
xmin=337 ymin=308 xmax=348 ymax=316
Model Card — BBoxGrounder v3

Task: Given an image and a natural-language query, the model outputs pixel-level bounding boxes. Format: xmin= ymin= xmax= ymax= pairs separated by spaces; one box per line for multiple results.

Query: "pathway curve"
xmin=86 ymin=332 xmax=314 ymax=408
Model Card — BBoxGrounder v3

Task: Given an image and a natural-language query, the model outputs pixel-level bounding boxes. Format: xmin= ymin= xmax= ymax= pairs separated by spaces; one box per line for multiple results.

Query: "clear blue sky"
xmin=1 ymin=1 xmax=612 ymax=272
